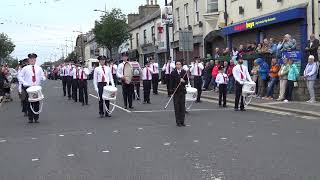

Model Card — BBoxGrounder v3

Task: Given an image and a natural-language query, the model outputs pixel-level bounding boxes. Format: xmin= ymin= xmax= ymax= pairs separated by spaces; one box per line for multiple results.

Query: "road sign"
xmin=179 ymin=31 xmax=193 ymax=52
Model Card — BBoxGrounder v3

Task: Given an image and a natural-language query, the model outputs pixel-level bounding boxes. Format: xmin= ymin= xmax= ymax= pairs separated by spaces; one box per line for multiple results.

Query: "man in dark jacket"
xmin=305 ymin=33 xmax=319 ymax=62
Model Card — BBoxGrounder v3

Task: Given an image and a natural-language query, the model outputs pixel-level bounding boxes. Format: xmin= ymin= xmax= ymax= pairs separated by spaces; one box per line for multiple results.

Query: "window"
xmin=175 ymin=8 xmax=180 ymax=30
xmin=207 ymin=0 xmax=218 ymax=13
xmin=136 ymin=33 xmax=139 ymax=47
xmin=130 ymin=36 xmax=133 ymax=50
xmin=143 ymin=29 xmax=147 ymax=44
xmin=151 ymin=26 xmax=155 ymax=45
xmin=184 ymin=3 xmax=189 ymax=27
xmin=194 ymin=0 xmax=199 ymax=23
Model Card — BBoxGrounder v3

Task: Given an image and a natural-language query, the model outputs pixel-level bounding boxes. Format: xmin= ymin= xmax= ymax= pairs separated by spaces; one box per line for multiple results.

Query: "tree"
xmin=93 ymin=8 xmax=130 ymax=59
xmin=65 ymin=51 xmax=79 ymax=62
xmin=0 ymin=33 xmax=15 ymax=64
xmin=3 ymin=56 xmax=18 ymax=68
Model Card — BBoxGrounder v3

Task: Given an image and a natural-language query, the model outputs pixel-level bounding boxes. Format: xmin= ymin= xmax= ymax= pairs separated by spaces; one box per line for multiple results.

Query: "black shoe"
xmin=223 ymin=105 xmax=227 ymax=108
xmin=28 ymin=120 xmax=33 ymax=123
xmin=34 ymin=120 xmax=39 ymax=123
xmin=105 ymin=113 xmax=111 ymax=117
xmin=147 ymin=101 xmax=151 ymax=104
xmin=234 ymin=108 xmax=239 ymax=111
xmin=129 ymin=106 xmax=134 ymax=109
xmin=240 ymin=109 xmax=246 ymax=112
xmin=181 ymin=124 xmax=186 ymax=127
xmin=185 ymin=111 xmax=189 ymax=114
xmin=124 ymin=106 xmax=128 ymax=109
xmin=137 ymin=98 xmax=140 ymax=101
xmin=176 ymin=124 xmax=182 ymax=127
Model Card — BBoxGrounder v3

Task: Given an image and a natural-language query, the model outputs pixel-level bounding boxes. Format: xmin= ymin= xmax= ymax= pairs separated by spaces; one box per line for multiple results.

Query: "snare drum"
xmin=242 ymin=81 xmax=256 ymax=95
xmin=102 ymin=86 xmax=118 ymax=101
xmin=26 ymin=86 xmax=44 ymax=102
xmin=186 ymin=85 xmax=197 ymax=102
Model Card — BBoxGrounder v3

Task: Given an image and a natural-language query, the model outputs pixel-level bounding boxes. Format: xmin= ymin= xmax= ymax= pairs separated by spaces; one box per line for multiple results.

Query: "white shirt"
xmin=215 ymin=72 xmax=229 ymax=85
xmin=116 ymin=62 xmax=126 ymax=79
xmin=162 ymin=62 xmax=175 ymax=75
xmin=150 ymin=63 xmax=159 ymax=74
xmin=18 ymin=65 xmax=46 ymax=87
xmin=17 ymin=68 xmax=23 ymax=93
xmin=142 ymin=67 xmax=153 ymax=80
xmin=67 ymin=65 xmax=74 ymax=76
xmin=190 ymin=63 xmax=204 ymax=76
xmin=110 ymin=64 xmax=118 ymax=75
xmin=183 ymin=65 xmax=189 ymax=72
xmin=232 ymin=64 xmax=252 ymax=84
xmin=72 ymin=67 xmax=81 ymax=79
xmin=93 ymin=65 xmax=114 ymax=92
xmin=79 ymin=68 xmax=90 ymax=80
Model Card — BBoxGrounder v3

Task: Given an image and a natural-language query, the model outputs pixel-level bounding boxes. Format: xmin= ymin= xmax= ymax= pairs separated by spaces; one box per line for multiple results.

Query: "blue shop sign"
xmin=222 ymin=7 xmax=306 ymax=35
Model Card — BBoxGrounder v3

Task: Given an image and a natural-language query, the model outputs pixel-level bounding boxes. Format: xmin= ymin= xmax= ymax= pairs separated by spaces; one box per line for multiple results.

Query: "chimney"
xmin=155 ymin=0 xmax=157 ymax=5
xmin=151 ymin=0 xmax=153 ymax=5
xmin=146 ymin=0 xmax=149 ymax=5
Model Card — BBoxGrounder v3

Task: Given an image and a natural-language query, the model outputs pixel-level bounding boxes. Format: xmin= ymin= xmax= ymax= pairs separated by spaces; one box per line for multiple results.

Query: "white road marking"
xmin=113 ymin=130 xmax=119 ymax=133
xmin=138 ymin=128 xmax=144 ymax=130
xmin=31 ymin=138 xmax=37 ymax=140
xmin=31 ymin=158 xmax=39 ymax=162
xmin=296 ymin=130 xmax=303 ymax=134
xmin=102 ymin=150 xmax=110 ymax=153
xmin=89 ymin=94 xmax=131 ymax=113
xmin=131 ymin=109 xmax=228 ymax=113
xmin=0 ymin=139 xmax=7 ymax=143
xmin=134 ymin=146 xmax=142 ymax=149
xmin=67 ymin=154 xmax=75 ymax=157
xmin=59 ymin=134 xmax=64 ymax=137
xmin=193 ymin=140 xmax=199 ymax=143
xmin=163 ymin=142 xmax=171 ymax=146
xmin=246 ymin=135 xmax=253 ymax=138
xmin=272 ymin=133 xmax=278 ymax=136
xmin=86 ymin=132 xmax=93 ymax=135
xmin=220 ymin=138 xmax=228 ymax=140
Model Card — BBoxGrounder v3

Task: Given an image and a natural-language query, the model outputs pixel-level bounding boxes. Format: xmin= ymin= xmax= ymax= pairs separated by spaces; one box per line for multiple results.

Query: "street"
xmin=0 ymin=80 xmax=319 ymax=180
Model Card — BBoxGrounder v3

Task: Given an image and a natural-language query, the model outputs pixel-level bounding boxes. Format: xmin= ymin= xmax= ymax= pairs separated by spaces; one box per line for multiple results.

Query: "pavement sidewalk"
xmin=158 ymin=84 xmax=320 ymax=118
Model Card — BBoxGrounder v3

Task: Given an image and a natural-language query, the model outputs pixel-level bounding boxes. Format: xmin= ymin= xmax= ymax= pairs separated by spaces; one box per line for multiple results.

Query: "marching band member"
xmin=190 ymin=57 xmax=204 ymax=103
xmin=79 ymin=64 xmax=89 ymax=106
xmin=71 ymin=63 xmax=80 ymax=102
xmin=131 ymin=58 xmax=141 ymax=101
xmin=142 ymin=61 xmax=152 ymax=104
xmin=60 ymin=63 xmax=68 ymax=97
xmin=18 ymin=53 xmax=46 ymax=123
xmin=162 ymin=57 xmax=175 ymax=97
xmin=170 ymin=60 xmax=188 ymax=127
xmin=93 ymin=56 xmax=114 ymax=118
xmin=18 ymin=58 xmax=29 ymax=116
xmin=109 ymin=59 xmax=118 ymax=86
xmin=117 ymin=53 xmax=134 ymax=109
xmin=232 ymin=57 xmax=253 ymax=111
xmin=215 ymin=65 xmax=229 ymax=107
xmin=149 ymin=57 xmax=159 ymax=95
xmin=66 ymin=62 xmax=73 ymax=100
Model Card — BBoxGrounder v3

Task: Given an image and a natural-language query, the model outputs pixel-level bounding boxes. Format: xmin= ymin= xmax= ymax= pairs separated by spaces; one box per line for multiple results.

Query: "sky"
xmin=0 ymin=0 xmax=164 ymax=64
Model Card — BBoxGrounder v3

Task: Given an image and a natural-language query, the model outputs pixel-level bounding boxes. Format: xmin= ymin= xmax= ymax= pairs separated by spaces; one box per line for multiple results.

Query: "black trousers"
xmin=79 ymin=79 xmax=88 ymax=105
xmin=133 ymin=83 xmax=140 ymax=99
xmin=165 ymin=74 xmax=171 ymax=96
xmin=203 ymin=76 xmax=211 ymax=90
xmin=143 ymin=80 xmax=152 ymax=103
xmin=173 ymin=92 xmax=186 ymax=125
xmin=98 ymin=82 xmax=110 ymax=115
xmin=285 ymin=80 xmax=294 ymax=101
xmin=152 ymin=74 xmax=159 ymax=94
xmin=194 ymin=76 xmax=203 ymax=102
xmin=72 ymin=79 xmax=79 ymax=102
xmin=218 ymin=84 xmax=227 ymax=106
xmin=66 ymin=76 xmax=73 ymax=98
xmin=234 ymin=82 xmax=245 ymax=110
xmin=112 ymin=74 xmax=117 ymax=86
xmin=62 ymin=76 xmax=67 ymax=96
xmin=122 ymin=83 xmax=134 ymax=108
xmin=22 ymin=86 xmax=39 ymax=121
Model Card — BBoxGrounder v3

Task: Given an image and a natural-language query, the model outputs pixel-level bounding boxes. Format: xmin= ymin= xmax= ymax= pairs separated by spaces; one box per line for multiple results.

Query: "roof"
xmin=129 ymin=9 xmax=161 ymax=30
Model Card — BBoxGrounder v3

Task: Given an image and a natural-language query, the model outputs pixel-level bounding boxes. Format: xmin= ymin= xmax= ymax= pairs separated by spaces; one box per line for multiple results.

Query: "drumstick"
xmin=164 ymin=71 xmax=188 ymax=109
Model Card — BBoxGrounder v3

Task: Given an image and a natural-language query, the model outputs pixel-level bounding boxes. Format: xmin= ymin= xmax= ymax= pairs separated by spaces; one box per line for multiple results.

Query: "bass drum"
xmin=123 ymin=62 xmax=133 ymax=84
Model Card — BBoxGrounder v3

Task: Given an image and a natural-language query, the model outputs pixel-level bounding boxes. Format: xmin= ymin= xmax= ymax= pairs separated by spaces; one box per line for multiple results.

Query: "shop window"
xmin=151 ymin=26 xmax=155 ymax=45
xmin=207 ymin=0 xmax=218 ymax=13
xmin=194 ymin=0 xmax=200 ymax=23
xmin=184 ymin=3 xmax=190 ymax=27
xmin=143 ymin=30 xmax=147 ymax=44
xmin=175 ymin=8 xmax=181 ymax=31
xmin=136 ymin=33 xmax=139 ymax=47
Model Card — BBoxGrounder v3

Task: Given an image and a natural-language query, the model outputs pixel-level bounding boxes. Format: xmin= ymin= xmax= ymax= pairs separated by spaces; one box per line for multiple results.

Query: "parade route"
xmin=0 ymin=80 xmax=320 ymax=180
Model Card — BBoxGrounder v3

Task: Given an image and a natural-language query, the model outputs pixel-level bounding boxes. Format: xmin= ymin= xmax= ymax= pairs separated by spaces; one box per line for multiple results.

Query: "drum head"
xmin=123 ymin=62 xmax=133 ymax=84
xmin=103 ymin=86 xmax=117 ymax=92
xmin=26 ymin=86 xmax=42 ymax=93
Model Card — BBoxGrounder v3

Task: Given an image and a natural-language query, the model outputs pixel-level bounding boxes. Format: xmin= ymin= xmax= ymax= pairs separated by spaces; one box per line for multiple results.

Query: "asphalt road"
xmin=0 ymin=80 xmax=320 ymax=180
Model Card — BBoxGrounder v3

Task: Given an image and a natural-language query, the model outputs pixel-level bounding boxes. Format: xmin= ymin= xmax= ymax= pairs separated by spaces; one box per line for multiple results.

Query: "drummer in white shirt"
xmin=78 ymin=63 xmax=90 ymax=106
xmin=232 ymin=57 xmax=253 ymax=111
xmin=142 ymin=61 xmax=153 ymax=104
xmin=93 ymin=56 xmax=115 ymax=118
xmin=149 ymin=57 xmax=159 ymax=95
xmin=18 ymin=53 xmax=46 ymax=123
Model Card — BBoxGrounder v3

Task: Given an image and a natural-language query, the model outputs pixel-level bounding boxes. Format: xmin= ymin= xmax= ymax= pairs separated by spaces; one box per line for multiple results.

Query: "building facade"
xmin=172 ymin=0 xmax=208 ymax=62
xmin=83 ymin=31 xmax=109 ymax=61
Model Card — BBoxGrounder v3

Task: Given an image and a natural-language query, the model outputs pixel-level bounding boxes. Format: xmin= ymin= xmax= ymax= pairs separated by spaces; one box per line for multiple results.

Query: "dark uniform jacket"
xmin=170 ymin=69 xmax=188 ymax=95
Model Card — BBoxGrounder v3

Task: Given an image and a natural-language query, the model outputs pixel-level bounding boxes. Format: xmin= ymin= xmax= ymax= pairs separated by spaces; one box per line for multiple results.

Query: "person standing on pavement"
xmin=71 ymin=62 xmax=80 ymax=102
xmin=149 ymin=57 xmax=159 ymax=95
xmin=232 ymin=57 xmax=253 ymax=111
xmin=170 ymin=60 xmax=188 ymax=127
xmin=131 ymin=58 xmax=142 ymax=101
xmin=216 ymin=65 xmax=228 ymax=108
xmin=93 ymin=55 xmax=114 ymax=118
xmin=18 ymin=58 xmax=29 ymax=116
xmin=18 ymin=53 xmax=46 ymax=123
xmin=66 ymin=62 xmax=73 ymax=100
xmin=284 ymin=58 xmax=299 ymax=102
xmin=255 ymin=58 xmax=269 ymax=98
xmin=142 ymin=61 xmax=152 ymax=104
xmin=226 ymin=60 xmax=235 ymax=93
xmin=79 ymin=64 xmax=89 ymax=106
xmin=190 ymin=57 xmax=204 ymax=103
xmin=109 ymin=59 xmax=118 ymax=87
xmin=266 ymin=58 xmax=280 ymax=100
xmin=304 ymin=55 xmax=318 ymax=103
xmin=162 ymin=57 xmax=175 ymax=97
xmin=211 ymin=60 xmax=220 ymax=92
xmin=117 ymin=53 xmax=134 ymax=109
xmin=203 ymin=60 xmax=214 ymax=91
xmin=277 ymin=58 xmax=290 ymax=101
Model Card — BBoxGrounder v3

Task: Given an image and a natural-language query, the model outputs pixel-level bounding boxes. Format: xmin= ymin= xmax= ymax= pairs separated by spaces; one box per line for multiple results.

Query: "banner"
xmin=162 ymin=6 xmax=173 ymax=26
xmin=281 ymin=51 xmax=302 ymax=70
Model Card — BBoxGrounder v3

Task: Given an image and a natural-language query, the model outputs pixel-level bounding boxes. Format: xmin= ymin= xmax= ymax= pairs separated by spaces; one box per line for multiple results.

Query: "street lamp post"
xmin=165 ymin=0 xmax=170 ymax=60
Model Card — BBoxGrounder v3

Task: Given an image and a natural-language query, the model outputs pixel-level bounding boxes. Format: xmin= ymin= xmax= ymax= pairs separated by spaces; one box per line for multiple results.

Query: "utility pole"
xmin=165 ymin=0 xmax=170 ymax=60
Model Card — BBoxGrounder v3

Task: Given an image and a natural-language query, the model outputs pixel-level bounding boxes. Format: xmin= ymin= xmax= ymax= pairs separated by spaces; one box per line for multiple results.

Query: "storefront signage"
xmin=280 ymin=51 xmax=302 ymax=70
xmin=223 ymin=7 xmax=306 ymax=35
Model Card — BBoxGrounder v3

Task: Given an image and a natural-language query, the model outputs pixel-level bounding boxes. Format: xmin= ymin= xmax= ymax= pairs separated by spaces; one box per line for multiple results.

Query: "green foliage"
xmin=3 ymin=56 xmax=19 ymax=68
xmin=93 ymin=8 xmax=130 ymax=58
xmin=0 ymin=33 xmax=15 ymax=63
xmin=65 ymin=52 xmax=79 ymax=62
